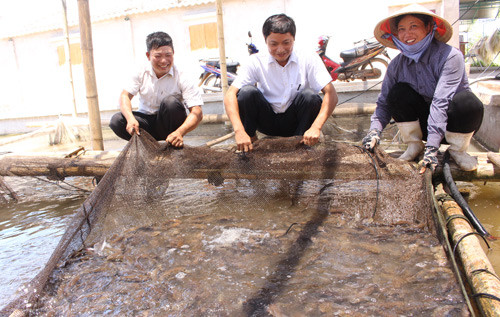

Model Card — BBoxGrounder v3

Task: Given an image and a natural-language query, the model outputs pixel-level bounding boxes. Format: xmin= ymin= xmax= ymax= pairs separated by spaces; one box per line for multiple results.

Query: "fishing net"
xmin=1 ymin=130 xmax=469 ymax=316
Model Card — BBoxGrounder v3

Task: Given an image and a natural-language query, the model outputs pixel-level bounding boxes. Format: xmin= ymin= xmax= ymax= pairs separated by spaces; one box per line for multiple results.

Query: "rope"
xmin=451 ymin=0 xmax=480 ymax=26
xmin=452 ymin=232 xmax=491 ymax=256
xmin=471 ymin=293 xmax=500 ymax=302
xmin=471 ymin=268 xmax=500 ymax=283
xmin=477 ymin=51 xmax=500 ymax=78
xmin=446 ymin=214 xmax=473 ymax=228
xmin=31 ymin=175 xmax=92 ymax=194
xmin=337 ymin=80 xmax=383 ymax=106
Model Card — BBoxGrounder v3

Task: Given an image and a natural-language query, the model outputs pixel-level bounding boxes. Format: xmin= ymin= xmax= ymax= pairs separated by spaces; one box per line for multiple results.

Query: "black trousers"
xmin=387 ymin=83 xmax=484 ymax=141
xmin=237 ymin=85 xmax=322 ymax=137
xmin=109 ymin=96 xmax=187 ymax=141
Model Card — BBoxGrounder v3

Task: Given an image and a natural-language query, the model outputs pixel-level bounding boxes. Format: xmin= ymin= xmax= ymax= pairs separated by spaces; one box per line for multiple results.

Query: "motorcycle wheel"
xmin=360 ymin=58 xmax=389 ymax=81
xmin=202 ymin=74 xmax=222 ymax=93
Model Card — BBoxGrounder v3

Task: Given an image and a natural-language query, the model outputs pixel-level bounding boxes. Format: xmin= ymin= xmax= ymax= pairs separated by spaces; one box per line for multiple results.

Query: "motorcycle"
xmin=246 ymin=31 xmax=259 ymax=55
xmin=317 ymin=36 xmax=391 ymax=82
xmin=198 ymin=58 xmax=239 ymax=93
xmin=199 ymin=32 xmax=259 ymax=93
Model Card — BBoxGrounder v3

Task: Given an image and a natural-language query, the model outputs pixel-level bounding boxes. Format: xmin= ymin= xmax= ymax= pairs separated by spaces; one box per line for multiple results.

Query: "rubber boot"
xmin=397 ymin=120 xmax=425 ymax=161
xmin=445 ymin=131 xmax=478 ymax=171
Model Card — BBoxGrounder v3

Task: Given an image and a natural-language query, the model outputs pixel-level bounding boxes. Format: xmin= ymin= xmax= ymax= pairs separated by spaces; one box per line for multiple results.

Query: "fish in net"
xmin=1 ymin=130 xmax=468 ymax=316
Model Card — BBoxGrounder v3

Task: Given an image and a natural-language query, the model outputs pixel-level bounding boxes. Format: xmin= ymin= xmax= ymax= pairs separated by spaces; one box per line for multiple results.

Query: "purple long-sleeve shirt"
xmin=370 ymin=40 xmax=471 ymax=148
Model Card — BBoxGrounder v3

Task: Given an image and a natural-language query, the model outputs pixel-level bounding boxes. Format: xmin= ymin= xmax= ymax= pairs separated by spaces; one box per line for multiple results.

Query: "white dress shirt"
xmin=232 ymin=50 xmax=332 ymax=113
xmin=124 ymin=63 xmax=203 ymax=115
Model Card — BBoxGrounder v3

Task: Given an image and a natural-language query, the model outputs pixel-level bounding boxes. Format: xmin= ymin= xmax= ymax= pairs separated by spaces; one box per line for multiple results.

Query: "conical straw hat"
xmin=374 ymin=3 xmax=452 ymax=49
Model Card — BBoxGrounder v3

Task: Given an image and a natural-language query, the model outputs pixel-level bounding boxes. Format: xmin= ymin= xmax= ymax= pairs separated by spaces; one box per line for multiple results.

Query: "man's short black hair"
xmin=146 ymin=32 xmax=174 ymax=52
xmin=262 ymin=14 xmax=296 ymax=40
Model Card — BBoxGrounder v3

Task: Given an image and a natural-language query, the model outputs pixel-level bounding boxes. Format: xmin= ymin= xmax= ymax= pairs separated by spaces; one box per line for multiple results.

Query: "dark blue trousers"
xmin=236 ymin=85 xmax=322 ymax=137
xmin=109 ymin=96 xmax=187 ymax=141
xmin=387 ymin=82 xmax=483 ymax=140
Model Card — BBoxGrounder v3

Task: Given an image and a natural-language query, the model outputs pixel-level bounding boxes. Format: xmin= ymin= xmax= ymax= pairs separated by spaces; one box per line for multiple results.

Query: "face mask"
xmin=391 ymin=26 xmax=436 ymax=63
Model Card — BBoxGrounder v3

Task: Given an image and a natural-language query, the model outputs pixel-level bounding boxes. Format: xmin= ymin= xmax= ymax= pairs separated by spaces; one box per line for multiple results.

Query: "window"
xmin=189 ymin=22 xmax=218 ymax=51
xmin=57 ymin=42 xmax=82 ymax=66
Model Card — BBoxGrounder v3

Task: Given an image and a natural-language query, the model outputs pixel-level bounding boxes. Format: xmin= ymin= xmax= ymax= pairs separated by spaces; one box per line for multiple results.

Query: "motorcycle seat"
xmin=340 ymin=42 xmax=383 ymax=62
xmin=340 ymin=46 xmax=367 ymax=61
xmin=206 ymin=60 xmax=240 ymax=73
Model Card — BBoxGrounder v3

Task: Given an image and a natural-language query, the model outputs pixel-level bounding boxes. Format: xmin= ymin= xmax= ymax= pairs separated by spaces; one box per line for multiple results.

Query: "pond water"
xmin=0 ymin=177 xmax=92 ymax=307
xmin=466 ymin=181 xmax=500 ymax=273
xmin=0 ymin=117 xmax=498 ymax=314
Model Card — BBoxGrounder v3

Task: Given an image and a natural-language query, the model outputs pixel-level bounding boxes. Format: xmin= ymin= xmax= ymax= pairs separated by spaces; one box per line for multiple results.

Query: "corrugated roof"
xmin=0 ymin=0 xmax=215 ymax=39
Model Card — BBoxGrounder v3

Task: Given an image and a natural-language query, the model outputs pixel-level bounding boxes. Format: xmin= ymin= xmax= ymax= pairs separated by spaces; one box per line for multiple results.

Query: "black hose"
xmin=442 ymin=150 xmax=492 ymax=238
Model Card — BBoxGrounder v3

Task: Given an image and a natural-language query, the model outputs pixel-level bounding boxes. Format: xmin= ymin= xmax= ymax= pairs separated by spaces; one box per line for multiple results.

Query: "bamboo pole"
xmin=439 ymin=194 xmax=500 ymax=316
xmin=77 ymin=0 xmax=104 ymax=151
xmin=61 ymin=0 xmax=78 ymax=118
xmin=215 ymin=0 xmax=229 ymax=96
xmin=202 ymin=114 xmax=229 ymax=123
xmin=205 ymin=132 xmax=234 ymax=147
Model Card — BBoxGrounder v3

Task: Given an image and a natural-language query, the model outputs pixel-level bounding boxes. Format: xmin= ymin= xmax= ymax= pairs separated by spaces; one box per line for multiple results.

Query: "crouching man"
xmin=224 ymin=14 xmax=338 ymax=152
xmin=110 ymin=31 xmax=203 ymax=147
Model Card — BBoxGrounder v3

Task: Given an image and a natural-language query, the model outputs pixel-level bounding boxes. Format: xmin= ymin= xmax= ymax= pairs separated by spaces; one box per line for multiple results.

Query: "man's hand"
xmin=126 ymin=118 xmax=140 ymax=136
xmin=362 ymin=129 xmax=381 ymax=152
xmin=235 ymin=130 xmax=253 ymax=152
xmin=419 ymin=145 xmax=439 ymax=174
xmin=302 ymin=127 xmax=321 ymax=146
xmin=167 ymin=130 xmax=184 ymax=148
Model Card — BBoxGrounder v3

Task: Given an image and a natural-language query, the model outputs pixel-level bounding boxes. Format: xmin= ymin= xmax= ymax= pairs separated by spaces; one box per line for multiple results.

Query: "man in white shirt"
xmin=224 ymin=14 xmax=338 ymax=152
xmin=109 ymin=32 xmax=203 ymax=147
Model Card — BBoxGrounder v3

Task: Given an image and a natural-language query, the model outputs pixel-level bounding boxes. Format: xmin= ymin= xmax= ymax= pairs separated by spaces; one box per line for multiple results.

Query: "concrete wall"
xmin=473 ymin=81 xmax=500 ymax=152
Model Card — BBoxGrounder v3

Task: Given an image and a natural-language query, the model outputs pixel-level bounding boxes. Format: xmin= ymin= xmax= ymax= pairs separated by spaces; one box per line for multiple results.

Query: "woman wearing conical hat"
xmin=362 ymin=3 xmax=484 ymax=172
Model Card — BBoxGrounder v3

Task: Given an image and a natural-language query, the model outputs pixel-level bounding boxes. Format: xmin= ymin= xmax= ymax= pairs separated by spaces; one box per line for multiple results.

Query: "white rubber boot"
xmin=445 ymin=131 xmax=478 ymax=171
xmin=397 ymin=121 xmax=425 ymax=161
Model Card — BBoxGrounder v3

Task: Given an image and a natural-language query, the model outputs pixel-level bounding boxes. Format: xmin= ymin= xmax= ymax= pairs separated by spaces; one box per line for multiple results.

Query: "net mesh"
xmin=1 ymin=130 xmax=468 ymax=316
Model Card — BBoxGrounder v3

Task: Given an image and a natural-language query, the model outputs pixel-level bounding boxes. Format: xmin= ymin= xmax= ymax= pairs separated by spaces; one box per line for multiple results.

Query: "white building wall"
xmin=0 ymin=0 xmax=460 ymax=120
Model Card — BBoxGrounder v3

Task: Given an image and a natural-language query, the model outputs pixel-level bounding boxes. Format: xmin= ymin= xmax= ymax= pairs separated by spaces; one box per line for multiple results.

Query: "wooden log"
xmin=433 ymin=152 xmax=500 ymax=182
xmin=0 ymin=151 xmax=116 ymax=178
xmin=202 ymin=114 xmax=229 ymax=123
xmin=438 ymin=194 xmax=500 ymax=316
xmin=0 ymin=150 xmax=371 ymax=180
xmin=332 ymin=103 xmax=376 ymax=116
xmin=0 ymin=149 xmax=498 ymax=181
xmin=488 ymin=152 xmax=500 ymax=168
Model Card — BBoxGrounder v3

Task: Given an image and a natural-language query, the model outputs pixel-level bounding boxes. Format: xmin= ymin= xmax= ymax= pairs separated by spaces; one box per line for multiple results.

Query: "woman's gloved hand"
xmin=419 ymin=145 xmax=439 ymax=174
xmin=362 ymin=129 xmax=381 ymax=152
